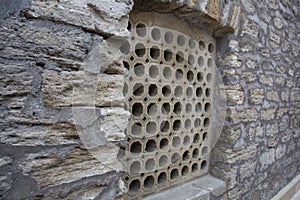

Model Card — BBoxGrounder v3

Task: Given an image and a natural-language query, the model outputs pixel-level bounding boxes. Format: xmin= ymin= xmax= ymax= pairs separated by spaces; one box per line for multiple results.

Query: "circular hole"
xmin=150 ymin=46 xmax=160 ymax=60
xmin=149 ymin=65 xmax=159 ymax=78
xmin=189 ymin=38 xmax=195 ymax=49
xmin=170 ymin=168 xmax=179 ymax=180
xmin=208 ymin=43 xmax=214 ymax=53
xmin=135 ymin=43 xmax=146 ymax=57
xmin=182 ymin=150 xmax=189 ymax=161
xmin=201 ymin=160 xmax=207 ymax=170
xmin=199 ymin=40 xmax=205 ymax=51
xmin=175 ymin=69 xmax=183 ymax=79
xmin=186 ymin=87 xmax=193 ymax=98
xmin=144 ymin=176 xmax=155 ymax=190
xmin=151 ymin=28 xmax=161 ymax=41
xmin=202 ymin=146 xmax=208 ymax=156
xmin=160 ymin=121 xmax=170 ymax=132
xmin=204 ymin=103 xmax=211 ymax=112
xmin=145 ymin=139 xmax=156 ymax=152
xmin=177 ymin=35 xmax=185 ymax=46
xmin=193 ymin=133 xmax=200 ymax=143
xmin=198 ymin=56 xmax=204 ymax=67
xmin=133 ymin=83 xmax=144 ymax=96
xmin=147 ymin=103 xmax=157 ymax=116
xmin=196 ymin=87 xmax=203 ymax=97
xmin=195 ymin=103 xmax=202 ymax=113
xmin=171 ymin=153 xmax=180 ymax=164
xmin=164 ymin=50 xmax=173 ymax=62
xmin=192 ymin=163 xmax=198 ymax=173
xmin=173 ymin=120 xmax=181 ymax=131
xmin=188 ymin=55 xmax=195 ymax=65
xmin=159 ymin=155 xmax=168 ymax=167
xmin=145 ymin=158 xmax=155 ymax=171
xmin=187 ymin=71 xmax=194 ymax=82
xmin=204 ymin=118 xmax=210 ymax=127
xmin=174 ymin=86 xmax=183 ymax=97
xmin=136 ymin=23 xmax=146 ymax=37
xmin=133 ymin=63 xmax=145 ymax=77
xmin=130 ymin=141 xmax=142 ymax=154
xmin=130 ymin=161 xmax=141 ymax=174
xmin=206 ymin=73 xmax=212 ymax=82
xmin=205 ymin=88 xmax=211 ymax=97
xmin=120 ymin=40 xmax=130 ymax=54
xmin=158 ymin=172 xmax=167 ymax=185
xmin=129 ymin=179 xmax=140 ymax=194
xmin=162 ymin=85 xmax=172 ymax=97
xmin=163 ymin=67 xmax=172 ymax=79
xmin=207 ymin=58 xmax=213 ymax=68
xmin=162 ymin=103 xmax=171 ymax=115
xmin=176 ymin=51 xmax=184 ymax=63
xmin=185 ymin=103 xmax=192 ymax=113
xmin=182 ymin=166 xmax=189 ymax=176
xmin=194 ymin=118 xmax=201 ymax=128
xmin=183 ymin=135 xmax=190 ymax=146
xmin=192 ymin=148 xmax=199 ymax=159
xmin=184 ymin=119 xmax=192 ymax=130
xmin=148 ymin=84 xmax=158 ymax=97
xmin=132 ymin=103 xmax=143 ymax=117
xmin=164 ymin=31 xmax=173 ymax=44
xmin=173 ymin=102 xmax=182 ymax=115
xmin=160 ymin=138 xmax=169 ymax=149
xmin=203 ymin=132 xmax=208 ymax=141
xmin=146 ymin=122 xmax=157 ymax=135
xmin=197 ymin=72 xmax=204 ymax=82
xmin=131 ymin=122 xmax=142 ymax=135
xmin=172 ymin=136 xmax=180 ymax=148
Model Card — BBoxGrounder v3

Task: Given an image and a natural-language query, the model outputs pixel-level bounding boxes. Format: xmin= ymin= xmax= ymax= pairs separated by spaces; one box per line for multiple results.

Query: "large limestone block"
xmin=0 ymin=64 xmax=33 ymax=96
xmin=42 ymin=70 xmax=125 ymax=107
xmin=20 ymin=147 xmax=123 ymax=189
xmin=26 ymin=0 xmax=133 ymax=37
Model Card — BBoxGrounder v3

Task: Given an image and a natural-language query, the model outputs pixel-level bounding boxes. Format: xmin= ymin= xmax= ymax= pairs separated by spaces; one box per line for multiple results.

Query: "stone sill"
xmin=143 ymin=174 xmax=226 ymax=200
xmin=271 ymin=173 xmax=300 ymax=200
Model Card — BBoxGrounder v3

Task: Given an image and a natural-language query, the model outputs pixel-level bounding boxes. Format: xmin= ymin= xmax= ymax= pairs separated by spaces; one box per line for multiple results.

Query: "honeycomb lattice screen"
xmin=121 ymin=12 xmax=216 ymax=198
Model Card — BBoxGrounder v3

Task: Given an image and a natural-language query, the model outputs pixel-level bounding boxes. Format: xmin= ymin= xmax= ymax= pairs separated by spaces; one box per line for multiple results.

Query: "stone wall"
xmin=211 ymin=0 xmax=300 ymax=199
xmin=0 ymin=0 xmax=299 ymax=199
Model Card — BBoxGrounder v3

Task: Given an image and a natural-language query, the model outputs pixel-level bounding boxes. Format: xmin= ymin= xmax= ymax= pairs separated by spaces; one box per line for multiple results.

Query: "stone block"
xmin=267 ymin=90 xmax=280 ymax=102
xmin=259 ymin=74 xmax=273 ymax=86
xmin=219 ymin=53 xmax=242 ymax=67
xmin=274 ymin=17 xmax=283 ymax=29
xmin=225 ymin=85 xmax=244 ymax=104
xmin=25 ymin=0 xmax=133 ymax=37
xmin=261 ymin=108 xmax=276 ymax=121
xmin=249 ymin=88 xmax=264 ymax=104
xmin=276 ymin=144 xmax=286 ymax=160
xmin=246 ymin=59 xmax=258 ymax=69
xmin=290 ymin=89 xmax=300 ymax=101
xmin=260 ymin=149 xmax=275 ymax=170
xmin=42 ymin=70 xmax=125 ymax=107
xmin=227 ymin=107 xmax=259 ymax=124
xmin=242 ymin=20 xmax=259 ymax=40
xmin=0 ymin=64 xmax=33 ymax=96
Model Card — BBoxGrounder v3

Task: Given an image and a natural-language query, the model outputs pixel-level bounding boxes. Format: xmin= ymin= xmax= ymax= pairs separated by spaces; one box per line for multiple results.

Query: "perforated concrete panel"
xmin=121 ymin=12 xmax=216 ymax=198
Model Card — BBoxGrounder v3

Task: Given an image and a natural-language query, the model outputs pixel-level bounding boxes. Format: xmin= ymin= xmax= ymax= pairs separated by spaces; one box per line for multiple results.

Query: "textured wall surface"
xmin=0 ymin=0 xmax=299 ymax=199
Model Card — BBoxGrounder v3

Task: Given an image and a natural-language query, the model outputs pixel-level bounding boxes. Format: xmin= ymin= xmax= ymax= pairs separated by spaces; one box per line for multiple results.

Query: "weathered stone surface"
xmin=20 ymin=147 xmax=123 ymax=189
xmin=273 ymin=17 xmax=283 ymax=29
xmin=0 ymin=123 xmax=79 ymax=146
xmin=227 ymin=107 xmax=258 ymax=123
xmin=225 ymin=85 xmax=244 ymax=104
xmin=249 ymin=88 xmax=264 ymax=104
xmin=0 ymin=19 xmax=95 ymax=70
xmin=0 ymin=64 xmax=33 ymax=96
xmin=260 ymin=149 xmax=275 ymax=170
xmin=219 ymin=53 xmax=242 ymax=67
xmin=261 ymin=108 xmax=276 ymax=121
xmin=259 ymin=74 xmax=273 ymax=86
xmin=42 ymin=70 xmax=125 ymax=107
xmin=25 ymin=0 xmax=133 ymax=37
xmin=267 ymin=90 xmax=280 ymax=102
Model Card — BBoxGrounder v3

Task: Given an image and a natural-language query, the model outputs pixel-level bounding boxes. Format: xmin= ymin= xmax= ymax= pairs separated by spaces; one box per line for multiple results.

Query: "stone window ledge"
xmin=143 ymin=174 xmax=226 ymax=200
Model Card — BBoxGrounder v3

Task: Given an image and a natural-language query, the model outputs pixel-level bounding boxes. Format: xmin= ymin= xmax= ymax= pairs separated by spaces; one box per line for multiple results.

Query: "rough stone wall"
xmin=0 ymin=0 xmax=299 ymax=200
xmin=211 ymin=0 xmax=300 ymax=199
xmin=0 ymin=0 xmax=132 ymax=199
